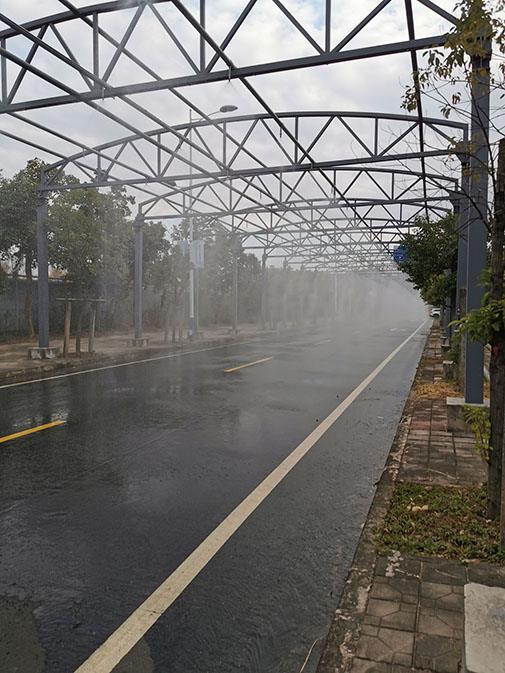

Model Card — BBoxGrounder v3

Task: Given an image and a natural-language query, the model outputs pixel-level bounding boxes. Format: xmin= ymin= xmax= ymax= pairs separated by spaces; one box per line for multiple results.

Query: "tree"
xmin=402 ymin=0 xmax=505 ymax=524
xmin=50 ymin=185 xmax=136 ymax=329
xmin=0 ymin=159 xmax=47 ymax=337
xmin=397 ymin=214 xmax=458 ymax=305
xmin=50 ymin=186 xmax=134 ymax=294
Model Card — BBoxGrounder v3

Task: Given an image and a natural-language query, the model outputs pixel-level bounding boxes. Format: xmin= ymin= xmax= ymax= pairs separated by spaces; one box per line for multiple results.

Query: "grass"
xmin=376 ymin=482 xmax=505 ymax=564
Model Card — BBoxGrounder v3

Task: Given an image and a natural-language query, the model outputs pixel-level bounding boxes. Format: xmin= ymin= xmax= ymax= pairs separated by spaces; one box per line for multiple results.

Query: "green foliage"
xmin=0 ymin=159 xmax=53 ymax=334
xmin=403 ymin=0 xmax=502 ymax=118
xmin=376 ymin=482 xmax=505 ymax=563
xmin=50 ymin=186 xmax=134 ymax=298
xmin=397 ymin=214 xmax=458 ymax=305
xmin=463 ymin=405 xmax=492 ymax=462
xmin=454 ymin=298 xmax=505 ymax=344
xmin=0 ymin=158 xmax=46 ymax=273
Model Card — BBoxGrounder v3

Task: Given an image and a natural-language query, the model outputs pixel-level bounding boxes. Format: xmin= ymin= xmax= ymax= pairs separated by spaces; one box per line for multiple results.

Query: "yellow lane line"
xmin=0 ymin=420 xmax=65 ymax=444
xmin=224 ymin=356 xmax=273 ymax=373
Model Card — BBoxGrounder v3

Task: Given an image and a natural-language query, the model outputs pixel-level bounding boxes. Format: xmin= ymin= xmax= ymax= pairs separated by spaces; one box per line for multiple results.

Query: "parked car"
xmin=430 ymin=307 xmax=441 ymax=317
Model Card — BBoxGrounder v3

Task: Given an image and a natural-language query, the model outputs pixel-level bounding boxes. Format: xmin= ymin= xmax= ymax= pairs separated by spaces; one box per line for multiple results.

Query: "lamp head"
xmin=219 ymin=105 xmax=238 ymax=113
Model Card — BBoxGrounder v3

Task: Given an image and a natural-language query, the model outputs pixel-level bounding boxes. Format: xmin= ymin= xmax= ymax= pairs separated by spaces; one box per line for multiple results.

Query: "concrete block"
xmin=443 ymin=360 xmax=455 ymax=380
xmin=128 ymin=337 xmax=149 ymax=348
xmin=441 ymin=338 xmax=450 ymax=353
xmin=463 ymin=583 xmax=505 ymax=673
xmin=27 ymin=346 xmax=60 ymax=360
xmin=446 ymin=397 xmax=489 ymax=433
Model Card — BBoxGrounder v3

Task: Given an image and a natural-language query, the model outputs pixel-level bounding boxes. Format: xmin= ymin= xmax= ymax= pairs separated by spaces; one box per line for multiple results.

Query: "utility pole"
xmin=186 ymin=105 xmax=237 ymax=339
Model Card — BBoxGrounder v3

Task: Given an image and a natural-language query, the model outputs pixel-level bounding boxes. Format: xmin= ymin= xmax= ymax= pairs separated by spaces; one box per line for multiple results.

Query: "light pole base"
xmin=128 ymin=337 xmax=149 ymax=348
xmin=446 ymin=396 xmax=489 ymax=433
xmin=27 ymin=346 xmax=60 ymax=360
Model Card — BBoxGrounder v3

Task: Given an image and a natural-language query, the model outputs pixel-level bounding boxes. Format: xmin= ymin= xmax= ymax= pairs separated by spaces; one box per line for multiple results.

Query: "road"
xmin=0 ymin=317 xmax=428 ymax=673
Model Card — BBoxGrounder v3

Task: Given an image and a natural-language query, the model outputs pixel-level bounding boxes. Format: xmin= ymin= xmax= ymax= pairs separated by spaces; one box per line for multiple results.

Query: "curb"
xmin=316 ymin=331 xmax=428 ymax=673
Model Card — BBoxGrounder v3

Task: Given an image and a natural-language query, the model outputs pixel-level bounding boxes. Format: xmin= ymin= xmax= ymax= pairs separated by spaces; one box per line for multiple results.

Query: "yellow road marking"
xmin=0 ymin=420 xmax=65 ymax=444
xmin=224 ymin=356 xmax=273 ymax=373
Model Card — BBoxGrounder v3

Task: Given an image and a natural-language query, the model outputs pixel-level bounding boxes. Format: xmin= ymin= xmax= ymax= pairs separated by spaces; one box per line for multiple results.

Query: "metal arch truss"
xmin=0 ymin=0 xmax=457 ymax=113
xmin=0 ymin=0 xmax=466 ymax=276
xmin=30 ymin=110 xmax=465 ymax=272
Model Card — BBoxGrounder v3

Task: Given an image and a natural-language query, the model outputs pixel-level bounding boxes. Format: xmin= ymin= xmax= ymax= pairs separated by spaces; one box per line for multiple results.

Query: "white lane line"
xmin=74 ymin=319 xmax=427 ymax=673
xmin=0 ymin=340 xmax=263 ymax=391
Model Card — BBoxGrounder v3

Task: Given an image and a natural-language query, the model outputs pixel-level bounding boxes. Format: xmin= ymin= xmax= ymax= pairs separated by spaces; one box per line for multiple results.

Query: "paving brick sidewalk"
xmin=318 ymin=325 xmax=505 ymax=673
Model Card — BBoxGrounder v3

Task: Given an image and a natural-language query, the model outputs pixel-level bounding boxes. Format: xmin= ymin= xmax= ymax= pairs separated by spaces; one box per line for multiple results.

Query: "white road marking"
xmin=74 ymin=319 xmax=427 ymax=673
xmin=0 ymin=331 xmax=339 ymax=391
xmin=0 ymin=341 xmax=260 ymax=391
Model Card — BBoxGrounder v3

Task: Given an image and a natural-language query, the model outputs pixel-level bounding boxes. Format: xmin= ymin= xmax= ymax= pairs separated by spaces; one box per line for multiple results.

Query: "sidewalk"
xmin=0 ymin=323 xmax=281 ymax=385
xmin=317 ymin=325 xmax=505 ymax=673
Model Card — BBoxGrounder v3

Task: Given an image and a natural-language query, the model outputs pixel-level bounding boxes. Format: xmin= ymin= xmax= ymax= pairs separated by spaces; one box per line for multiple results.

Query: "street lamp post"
xmin=187 ymin=104 xmax=237 ymax=340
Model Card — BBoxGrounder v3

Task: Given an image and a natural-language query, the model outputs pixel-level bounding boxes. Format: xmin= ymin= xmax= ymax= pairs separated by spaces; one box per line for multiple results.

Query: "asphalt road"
xmin=0 ymin=317 xmax=428 ymax=673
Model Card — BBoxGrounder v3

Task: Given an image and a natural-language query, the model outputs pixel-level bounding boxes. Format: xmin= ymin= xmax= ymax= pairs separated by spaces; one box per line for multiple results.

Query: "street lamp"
xmin=187 ymin=104 xmax=238 ymax=339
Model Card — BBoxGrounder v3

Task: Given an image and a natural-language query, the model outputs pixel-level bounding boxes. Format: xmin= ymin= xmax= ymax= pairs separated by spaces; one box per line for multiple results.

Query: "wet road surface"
xmin=0 ymin=318 xmax=428 ymax=673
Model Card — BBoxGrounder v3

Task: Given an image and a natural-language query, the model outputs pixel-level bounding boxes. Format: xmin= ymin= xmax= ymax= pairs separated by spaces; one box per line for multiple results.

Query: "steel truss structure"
xmin=0 ymin=0 xmax=491 ymax=405
xmin=36 ymin=109 xmax=466 ymax=270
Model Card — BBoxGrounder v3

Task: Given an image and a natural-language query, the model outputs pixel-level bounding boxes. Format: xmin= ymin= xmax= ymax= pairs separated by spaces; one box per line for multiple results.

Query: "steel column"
xmin=133 ymin=218 xmax=144 ymax=341
xmin=465 ymin=38 xmax=491 ymax=404
xmin=194 ymin=267 xmax=199 ymax=334
xmin=36 ymin=194 xmax=50 ymax=349
xmin=441 ymin=268 xmax=452 ymax=336
xmin=232 ymin=236 xmax=239 ymax=333
xmin=188 ymin=217 xmax=195 ymax=339
xmin=456 ymin=159 xmax=470 ymax=318
xmin=261 ymin=251 xmax=268 ymax=329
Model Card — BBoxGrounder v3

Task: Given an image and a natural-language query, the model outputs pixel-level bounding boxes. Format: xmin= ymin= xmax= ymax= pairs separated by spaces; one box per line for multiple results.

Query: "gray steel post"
xmin=194 ymin=266 xmax=199 ymax=334
xmin=36 ymin=193 xmax=49 ymax=349
xmin=333 ymin=272 xmax=338 ymax=318
xmin=133 ymin=218 xmax=144 ymax=341
xmin=465 ymin=38 xmax=491 ymax=404
xmin=232 ymin=236 xmax=239 ymax=333
xmin=188 ymin=217 xmax=195 ymax=339
xmin=442 ymin=268 xmax=452 ymax=336
xmin=456 ymin=159 xmax=470 ymax=319
xmin=63 ymin=300 xmax=71 ymax=357
xmin=261 ymin=251 xmax=267 ymax=329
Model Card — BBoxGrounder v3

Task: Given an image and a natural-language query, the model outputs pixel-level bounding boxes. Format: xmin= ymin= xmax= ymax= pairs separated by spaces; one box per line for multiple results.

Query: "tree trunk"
xmin=488 ymin=138 xmax=505 ymax=519
xmin=24 ymin=256 xmax=35 ymax=339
